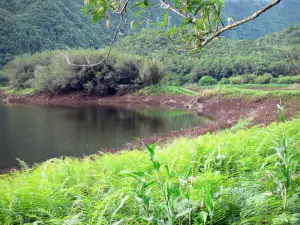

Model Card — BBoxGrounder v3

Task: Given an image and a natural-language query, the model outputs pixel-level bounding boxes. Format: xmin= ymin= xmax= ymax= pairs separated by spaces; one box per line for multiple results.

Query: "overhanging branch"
xmin=200 ymin=0 xmax=281 ymax=48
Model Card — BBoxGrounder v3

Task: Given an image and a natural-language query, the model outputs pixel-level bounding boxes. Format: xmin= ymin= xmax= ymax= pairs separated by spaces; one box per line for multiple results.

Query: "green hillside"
xmin=1 ymin=0 xmax=300 ymax=69
xmin=116 ymin=24 xmax=300 ymax=85
xmin=222 ymin=0 xmax=300 ymax=40
xmin=0 ymin=0 xmax=114 ymax=68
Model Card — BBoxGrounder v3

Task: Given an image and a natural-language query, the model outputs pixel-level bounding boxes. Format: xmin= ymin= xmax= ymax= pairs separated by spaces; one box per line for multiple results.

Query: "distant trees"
xmin=115 ymin=25 xmax=300 ymax=85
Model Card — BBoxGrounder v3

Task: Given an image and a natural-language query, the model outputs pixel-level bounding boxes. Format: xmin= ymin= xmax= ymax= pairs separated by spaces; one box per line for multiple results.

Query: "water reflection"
xmin=0 ymin=104 xmax=207 ymax=169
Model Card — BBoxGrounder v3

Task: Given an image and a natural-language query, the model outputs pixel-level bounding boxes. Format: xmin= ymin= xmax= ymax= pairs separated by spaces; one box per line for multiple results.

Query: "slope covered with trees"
xmin=0 ymin=0 xmax=114 ymax=68
xmin=116 ymin=24 xmax=300 ymax=85
xmin=1 ymin=0 xmax=300 ymax=69
xmin=223 ymin=0 xmax=300 ymax=40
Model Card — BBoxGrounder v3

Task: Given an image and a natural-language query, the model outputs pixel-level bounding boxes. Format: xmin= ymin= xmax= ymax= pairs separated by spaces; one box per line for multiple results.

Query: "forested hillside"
xmin=223 ymin=0 xmax=300 ymax=40
xmin=116 ymin=24 xmax=300 ymax=85
xmin=1 ymin=0 xmax=300 ymax=69
xmin=0 ymin=0 xmax=113 ymax=68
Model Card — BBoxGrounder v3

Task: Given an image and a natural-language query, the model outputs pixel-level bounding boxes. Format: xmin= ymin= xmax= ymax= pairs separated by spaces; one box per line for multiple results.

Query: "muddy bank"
xmin=0 ymin=91 xmax=300 ymax=173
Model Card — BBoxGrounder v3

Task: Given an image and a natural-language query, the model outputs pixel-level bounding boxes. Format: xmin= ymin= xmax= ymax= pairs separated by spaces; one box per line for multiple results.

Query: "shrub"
xmin=4 ymin=50 xmax=164 ymax=95
xmin=139 ymin=60 xmax=164 ymax=85
xmin=277 ymin=76 xmax=295 ymax=84
xmin=270 ymin=77 xmax=278 ymax=83
xmin=0 ymin=70 xmax=9 ymax=85
xmin=254 ymin=73 xmax=273 ymax=84
xmin=198 ymin=76 xmax=217 ymax=86
xmin=219 ymin=77 xmax=230 ymax=84
xmin=229 ymin=76 xmax=244 ymax=85
xmin=292 ymin=75 xmax=300 ymax=83
xmin=240 ymin=74 xmax=256 ymax=84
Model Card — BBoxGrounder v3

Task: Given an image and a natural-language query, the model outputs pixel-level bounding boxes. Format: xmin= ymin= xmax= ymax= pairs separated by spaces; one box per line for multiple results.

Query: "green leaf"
xmin=132 ymin=2 xmax=146 ymax=9
xmin=194 ymin=3 xmax=206 ymax=16
xmin=145 ymin=143 xmax=155 ymax=157
xmin=165 ymin=165 xmax=171 ymax=177
xmin=153 ymin=160 xmax=160 ymax=171
xmin=199 ymin=211 xmax=208 ymax=224
xmin=163 ymin=9 xmax=169 ymax=27
xmin=169 ymin=24 xmax=177 ymax=37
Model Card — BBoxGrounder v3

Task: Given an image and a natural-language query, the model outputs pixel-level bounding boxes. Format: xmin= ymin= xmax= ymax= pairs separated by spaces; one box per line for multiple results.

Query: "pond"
xmin=0 ymin=104 xmax=207 ymax=169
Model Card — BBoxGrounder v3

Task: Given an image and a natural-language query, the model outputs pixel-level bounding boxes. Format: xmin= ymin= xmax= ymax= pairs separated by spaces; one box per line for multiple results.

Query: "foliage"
xmin=4 ymin=88 xmax=35 ymax=96
xmin=1 ymin=0 xmax=300 ymax=69
xmin=292 ymin=75 xmax=300 ymax=84
xmin=229 ymin=76 xmax=244 ymax=85
xmin=84 ymin=0 xmax=227 ymax=50
xmin=4 ymin=50 xmax=163 ymax=95
xmin=219 ymin=78 xmax=230 ymax=85
xmin=0 ymin=70 xmax=9 ymax=86
xmin=278 ymin=76 xmax=295 ymax=84
xmin=0 ymin=0 xmax=122 ymax=69
xmin=0 ymin=113 xmax=299 ymax=224
xmin=198 ymin=76 xmax=217 ymax=86
xmin=134 ymin=85 xmax=198 ymax=96
xmin=254 ymin=73 xmax=273 ymax=84
xmin=193 ymin=86 xmax=300 ymax=99
xmin=116 ymin=24 xmax=300 ymax=85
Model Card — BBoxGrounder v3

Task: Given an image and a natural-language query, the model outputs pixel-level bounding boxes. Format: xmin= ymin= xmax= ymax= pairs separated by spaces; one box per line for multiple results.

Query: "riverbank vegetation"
xmin=3 ymin=50 xmax=163 ymax=96
xmin=0 ymin=111 xmax=299 ymax=224
xmin=2 ymin=24 xmax=300 ymax=94
xmin=117 ymin=24 xmax=300 ymax=85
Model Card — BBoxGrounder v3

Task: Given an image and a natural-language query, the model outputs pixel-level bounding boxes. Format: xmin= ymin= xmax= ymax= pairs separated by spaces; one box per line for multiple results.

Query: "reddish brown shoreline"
xmin=1 ymin=91 xmax=300 ymax=174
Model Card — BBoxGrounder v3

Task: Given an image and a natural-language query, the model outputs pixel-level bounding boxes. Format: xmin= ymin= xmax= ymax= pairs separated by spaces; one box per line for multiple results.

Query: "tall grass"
xmin=0 ymin=115 xmax=299 ymax=224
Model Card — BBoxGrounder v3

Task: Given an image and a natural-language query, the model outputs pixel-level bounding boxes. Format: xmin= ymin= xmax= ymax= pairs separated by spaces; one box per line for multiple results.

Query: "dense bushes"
xmin=277 ymin=75 xmax=295 ymax=84
xmin=254 ymin=73 xmax=273 ymax=84
xmin=0 ymin=71 xmax=9 ymax=86
xmin=198 ymin=76 xmax=217 ymax=86
xmin=194 ymin=74 xmax=300 ymax=86
xmin=117 ymin=25 xmax=300 ymax=85
xmin=4 ymin=50 xmax=163 ymax=95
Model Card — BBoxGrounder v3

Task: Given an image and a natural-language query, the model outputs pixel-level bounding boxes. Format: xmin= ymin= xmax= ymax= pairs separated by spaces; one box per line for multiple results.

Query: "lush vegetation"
xmin=117 ymin=24 xmax=300 ymax=85
xmin=0 ymin=110 xmax=299 ymax=224
xmin=191 ymin=85 xmax=300 ymax=99
xmin=208 ymin=74 xmax=300 ymax=86
xmin=222 ymin=0 xmax=300 ymax=40
xmin=0 ymin=0 xmax=120 ymax=69
xmin=134 ymin=85 xmax=198 ymax=96
xmin=3 ymin=50 xmax=163 ymax=95
xmin=1 ymin=0 xmax=300 ymax=69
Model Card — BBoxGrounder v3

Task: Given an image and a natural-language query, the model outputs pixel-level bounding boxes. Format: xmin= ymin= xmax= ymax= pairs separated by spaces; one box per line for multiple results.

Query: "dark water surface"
xmin=0 ymin=104 xmax=207 ymax=169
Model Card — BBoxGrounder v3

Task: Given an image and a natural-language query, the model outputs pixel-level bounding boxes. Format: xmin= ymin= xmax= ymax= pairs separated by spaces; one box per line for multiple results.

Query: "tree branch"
xmin=66 ymin=0 xmax=130 ymax=67
xmin=200 ymin=0 xmax=281 ymax=48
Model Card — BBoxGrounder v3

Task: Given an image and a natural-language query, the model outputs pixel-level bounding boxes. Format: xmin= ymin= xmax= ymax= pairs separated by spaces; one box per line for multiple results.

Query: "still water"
xmin=0 ymin=104 xmax=207 ymax=169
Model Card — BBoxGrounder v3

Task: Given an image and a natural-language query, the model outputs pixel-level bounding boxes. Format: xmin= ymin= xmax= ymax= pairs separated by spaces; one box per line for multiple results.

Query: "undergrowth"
xmin=134 ymin=85 xmax=199 ymax=96
xmin=4 ymin=88 xmax=35 ymax=95
xmin=0 ymin=107 xmax=299 ymax=224
xmin=193 ymin=86 xmax=300 ymax=99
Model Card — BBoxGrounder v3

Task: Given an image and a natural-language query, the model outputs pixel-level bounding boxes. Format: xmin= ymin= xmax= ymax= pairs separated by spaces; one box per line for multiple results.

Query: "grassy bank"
xmin=0 ymin=115 xmax=299 ymax=224
xmin=134 ymin=85 xmax=199 ymax=96
xmin=135 ymin=85 xmax=300 ymax=99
